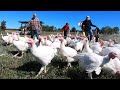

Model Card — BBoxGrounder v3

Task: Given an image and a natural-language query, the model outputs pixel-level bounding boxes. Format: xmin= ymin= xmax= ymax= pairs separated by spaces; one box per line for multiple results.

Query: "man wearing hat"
xmin=82 ymin=16 xmax=97 ymax=41
xmin=62 ymin=23 xmax=70 ymax=39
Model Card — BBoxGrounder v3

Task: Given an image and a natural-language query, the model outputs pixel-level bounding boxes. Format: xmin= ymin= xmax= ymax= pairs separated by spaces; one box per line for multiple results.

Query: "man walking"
xmin=25 ymin=13 xmax=41 ymax=39
xmin=82 ymin=16 xmax=97 ymax=41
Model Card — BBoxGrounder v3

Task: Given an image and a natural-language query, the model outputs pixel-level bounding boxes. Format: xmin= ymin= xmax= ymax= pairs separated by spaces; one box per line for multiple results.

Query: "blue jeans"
xmin=31 ymin=29 xmax=39 ymax=39
xmin=85 ymin=30 xmax=93 ymax=41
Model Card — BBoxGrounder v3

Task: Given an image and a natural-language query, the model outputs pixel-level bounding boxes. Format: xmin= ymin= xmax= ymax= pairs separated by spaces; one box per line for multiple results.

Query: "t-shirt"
xmin=62 ymin=25 xmax=70 ymax=31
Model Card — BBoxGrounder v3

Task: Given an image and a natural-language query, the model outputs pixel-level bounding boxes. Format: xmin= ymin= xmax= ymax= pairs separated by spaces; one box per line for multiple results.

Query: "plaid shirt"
xmin=27 ymin=17 xmax=40 ymax=30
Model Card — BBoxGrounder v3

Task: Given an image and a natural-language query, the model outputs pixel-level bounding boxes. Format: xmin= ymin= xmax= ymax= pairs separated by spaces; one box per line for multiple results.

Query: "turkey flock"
xmin=1 ymin=32 xmax=120 ymax=79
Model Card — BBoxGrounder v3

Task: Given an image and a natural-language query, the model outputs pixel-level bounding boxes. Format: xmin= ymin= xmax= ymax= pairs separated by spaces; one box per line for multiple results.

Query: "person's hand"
xmin=24 ymin=27 xmax=27 ymax=30
xmin=38 ymin=26 xmax=41 ymax=30
xmin=69 ymin=32 xmax=70 ymax=34
xmin=96 ymin=26 xmax=98 ymax=29
xmin=62 ymin=33 xmax=64 ymax=37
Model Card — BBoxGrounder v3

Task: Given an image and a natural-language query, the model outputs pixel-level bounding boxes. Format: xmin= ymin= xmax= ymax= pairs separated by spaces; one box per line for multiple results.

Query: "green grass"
xmin=0 ymin=32 xmax=119 ymax=79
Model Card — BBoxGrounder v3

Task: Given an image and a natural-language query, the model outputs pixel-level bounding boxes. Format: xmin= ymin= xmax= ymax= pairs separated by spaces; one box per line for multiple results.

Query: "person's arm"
xmin=90 ymin=20 xmax=96 ymax=27
xmin=97 ymin=27 xmax=100 ymax=34
xmin=68 ymin=26 xmax=70 ymax=34
xmin=82 ymin=21 xmax=85 ymax=29
xmin=37 ymin=18 xmax=41 ymax=30
xmin=62 ymin=25 xmax=65 ymax=36
xmin=24 ymin=20 xmax=31 ymax=30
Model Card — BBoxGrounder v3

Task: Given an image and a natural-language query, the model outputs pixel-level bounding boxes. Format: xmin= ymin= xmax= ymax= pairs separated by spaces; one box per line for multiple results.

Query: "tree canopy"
xmin=1 ymin=20 xmax=6 ymax=30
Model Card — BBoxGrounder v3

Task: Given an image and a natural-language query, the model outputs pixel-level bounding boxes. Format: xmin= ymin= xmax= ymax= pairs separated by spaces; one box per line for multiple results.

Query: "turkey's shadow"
xmin=8 ymin=51 xmax=22 ymax=56
xmin=1 ymin=42 xmax=10 ymax=46
xmin=66 ymin=68 xmax=101 ymax=79
xmin=51 ymin=59 xmax=67 ymax=69
xmin=11 ymin=61 xmax=42 ymax=72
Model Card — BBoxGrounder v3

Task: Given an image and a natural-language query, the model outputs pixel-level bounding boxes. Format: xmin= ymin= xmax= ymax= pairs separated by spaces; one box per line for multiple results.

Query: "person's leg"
xmin=39 ymin=27 xmax=42 ymax=35
xmin=85 ymin=31 xmax=89 ymax=40
xmin=95 ymin=35 xmax=99 ymax=42
xmin=35 ymin=29 xmax=39 ymax=39
xmin=64 ymin=30 xmax=67 ymax=39
xmin=31 ymin=30 xmax=34 ymax=39
xmin=89 ymin=31 xmax=93 ymax=41
xmin=24 ymin=30 xmax=25 ymax=35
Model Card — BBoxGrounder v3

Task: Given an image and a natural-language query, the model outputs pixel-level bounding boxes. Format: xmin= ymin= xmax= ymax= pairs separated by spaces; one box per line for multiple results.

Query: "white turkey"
xmin=75 ymin=40 xmax=84 ymax=52
xmin=59 ymin=37 xmax=77 ymax=68
xmin=74 ymin=52 xmax=118 ymax=79
xmin=51 ymin=39 xmax=60 ymax=49
xmin=54 ymin=36 xmax=60 ymax=42
xmin=90 ymin=42 xmax=102 ymax=54
xmin=82 ymin=38 xmax=93 ymax=53
xmin=26 ymin=38 xmax=57 ymax=77
xmin=66 ymin=35 xmax=71 ymax=45
xmin=113 ymin=39 xmax=118 ymax=44
xmin=12 ymin=38 xmax=29 ymax=58
xmin=43 ymin=36 xmax=52 ymax=46
xmin=100 ymin=47 xmax=120 ymax=59
xmin=1 ymin=33 xmax=10 ymax=45
xmin=102 ymin=56 xmax=120 ymax=78
xmin=68 ymin=37 xmax=76 ymax=49
xmin=99 ymin=39 xmax=111 ymax=48
xmin=48 ymin=34 xmax=55 ymax=42
xmin=8 ymin=33 xmax=19 ymax=45
xmin=16 ymin=33 xmax=29 ymax=42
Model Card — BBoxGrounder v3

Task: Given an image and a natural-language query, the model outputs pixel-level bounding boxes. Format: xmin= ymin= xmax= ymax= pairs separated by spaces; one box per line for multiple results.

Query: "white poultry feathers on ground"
xmin=26 ymin=38 xmax=57 ymax=77
xmin=59 ymin=38 xmax=77 ymax=68
xmin=74 ymin=52 xmax=118 ymax=79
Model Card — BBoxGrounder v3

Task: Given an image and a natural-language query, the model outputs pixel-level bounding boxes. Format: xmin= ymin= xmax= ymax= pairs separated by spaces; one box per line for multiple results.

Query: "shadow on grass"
xmin=12 ymin=61 xmax=42 ymax=73
xmin=8 ymin=51 xmax=22 ymax=56
xmin=1 ymin=43 xmax=10 ymax=46
xmin=66 ymin=68 xmax=103 ymax=79
xmin=51 ymin=59 xmax=67 ymax=69
xmin=51 ymin=56 xmax=79 ymax=69
xmin=66 ymin=68 xmax=87 ymax=79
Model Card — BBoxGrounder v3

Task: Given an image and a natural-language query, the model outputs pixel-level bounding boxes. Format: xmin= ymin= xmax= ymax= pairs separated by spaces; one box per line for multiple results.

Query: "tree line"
xmin=0 ymin=20 xmax=6 ymax=30
xmin=0 ymin=20 xmax=119 ymax=34
xmin=100 ymin=26 xmax=119 ymax=34
xmin=42 ymin=25 xmax=119 ymax=34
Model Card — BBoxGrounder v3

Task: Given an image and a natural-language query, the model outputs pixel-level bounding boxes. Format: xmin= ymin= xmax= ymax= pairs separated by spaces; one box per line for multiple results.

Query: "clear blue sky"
xmin=0 ymin=11 xmax=120 ymax=30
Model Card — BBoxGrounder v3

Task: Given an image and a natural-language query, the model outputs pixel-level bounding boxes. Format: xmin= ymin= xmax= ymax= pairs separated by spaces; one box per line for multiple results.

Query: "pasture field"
xmin=0 ymin=30 xmax=119 ymax=79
